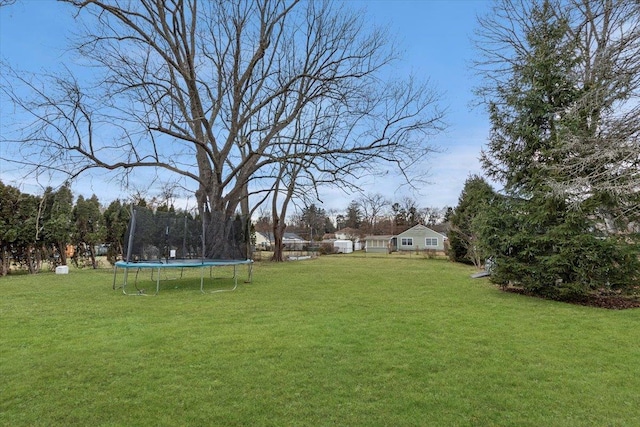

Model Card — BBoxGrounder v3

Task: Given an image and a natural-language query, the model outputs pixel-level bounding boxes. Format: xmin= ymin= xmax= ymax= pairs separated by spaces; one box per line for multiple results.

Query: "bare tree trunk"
xmin=58 ymin=242 xmax=67 ymax=266
xmin=271 ymin=215 xmax=286 ymax=262
xmin=0 ymin=248 xmax=9 ymax=276
xmin=89 ymin=245 xmax=97 ymax=269
xmin=27 ymin=245 xmax=39 ymax=274
xmin=239 ymin=179 xmax=253 ymax=260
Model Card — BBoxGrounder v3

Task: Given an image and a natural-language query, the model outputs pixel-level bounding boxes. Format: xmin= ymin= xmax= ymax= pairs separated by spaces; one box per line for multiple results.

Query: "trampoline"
xmin=112 ymin=206 xmax=253 ymax=295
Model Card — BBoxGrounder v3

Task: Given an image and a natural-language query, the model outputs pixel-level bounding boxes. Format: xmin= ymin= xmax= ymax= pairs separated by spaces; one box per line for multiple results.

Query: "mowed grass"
xmin=1 ymin=256 xmax=639 ymax=426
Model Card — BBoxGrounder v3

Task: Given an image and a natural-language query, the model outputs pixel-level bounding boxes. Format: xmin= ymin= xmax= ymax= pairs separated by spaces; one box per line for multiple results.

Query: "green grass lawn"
xmin=1 ymin=255 xmax=639 ymax=426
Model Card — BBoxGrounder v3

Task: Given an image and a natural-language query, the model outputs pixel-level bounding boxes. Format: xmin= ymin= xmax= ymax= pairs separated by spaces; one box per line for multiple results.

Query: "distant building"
xmin=364 ymin=225 xmax=448 ymax=253
xmin=363 ymin=235 xmax=394 ymax=254
xmin=396 ymin=225 xmax=447 ymax=252
xmin=255 ymin=231 xmax=308 ymax=250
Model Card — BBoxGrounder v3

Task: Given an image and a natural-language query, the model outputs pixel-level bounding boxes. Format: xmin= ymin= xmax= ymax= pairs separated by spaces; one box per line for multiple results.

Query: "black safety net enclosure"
xmin=123 ymin=206 xmax=250 ymax=262
xmin=204 ymin=210 xmax=250 ymax=260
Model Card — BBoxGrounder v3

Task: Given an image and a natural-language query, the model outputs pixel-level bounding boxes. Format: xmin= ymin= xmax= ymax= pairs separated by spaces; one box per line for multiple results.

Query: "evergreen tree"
xmin=72 ymin=194 xmax=104 ymax=268
xmin=103 ymin=200 xmax=130 ymax=265
xmin=0 ymin=182 xmax=38 ymax=275
xmin=344 ymin=201 xmax=362 ymax=230
xmin=448 ymin=175 xmax=495 ymax=266
xmin=481 ymin=0 xmax=579 ymax=196
xmin=391 ymin=203 xmax=407 ymax=228
xmin=476 ymin=0 xmax=639 ymax=297
xmin=0 ymin=181 xmax=17 ymax=275
xmin=474 ymin=195 xmax=639 ymax=297
xmin=43 ymin=184 xmax=74 ymax=266
xmin=324 ymin=217 xmax=336 ymax=234
xmin=298 ymin=204 xmax=328 ymax=241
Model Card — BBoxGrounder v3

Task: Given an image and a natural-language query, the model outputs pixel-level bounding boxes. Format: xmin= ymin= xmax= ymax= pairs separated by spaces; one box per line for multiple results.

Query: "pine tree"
xmin=448 ymin=175 xmax=495 ymax=267
xmin=481 ymin=0 xmax=579 ymax=196
xmin=72 ymin=195 xmax=104 ymax=269
xmin=476 ymin=0 xmax=640 ymax=297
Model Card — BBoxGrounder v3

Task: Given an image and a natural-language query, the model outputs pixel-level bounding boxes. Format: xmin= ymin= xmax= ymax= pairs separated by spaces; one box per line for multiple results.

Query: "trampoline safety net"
xmin=124 ymin=206 xmax=250 ymax=262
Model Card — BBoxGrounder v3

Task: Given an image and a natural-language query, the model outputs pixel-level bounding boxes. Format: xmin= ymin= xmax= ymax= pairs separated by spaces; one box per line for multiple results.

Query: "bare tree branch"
xmin=2 ymin=0 xmax=445 ymax=229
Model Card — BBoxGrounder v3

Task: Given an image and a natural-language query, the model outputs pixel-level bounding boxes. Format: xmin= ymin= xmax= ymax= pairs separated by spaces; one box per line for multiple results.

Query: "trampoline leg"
xmin=200 ymin=265 xmax=205 ymax=293
xmin=246 ymin=263 xmax=253 ymax=283
xmin=201 ymin=264 xmax=241 ymax=294
xmin=121 ymin=267 xmax=158 ymax=296
xmin=155 ymin=267 xmax=160 ymax=295
xmin=122 ymin=269 xmax=129 ymax=294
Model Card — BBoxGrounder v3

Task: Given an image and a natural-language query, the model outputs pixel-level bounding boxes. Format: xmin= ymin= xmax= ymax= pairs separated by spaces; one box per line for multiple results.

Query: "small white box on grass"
xmin=55 ymin=265 xmax=69 ymax=274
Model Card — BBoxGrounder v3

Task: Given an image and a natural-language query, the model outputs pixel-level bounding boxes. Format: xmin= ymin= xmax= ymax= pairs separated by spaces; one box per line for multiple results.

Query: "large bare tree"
xmin=2 ymin=0 xmax=445 ymax=258
xmin=356 ymin=192 xmax=390 ymax=234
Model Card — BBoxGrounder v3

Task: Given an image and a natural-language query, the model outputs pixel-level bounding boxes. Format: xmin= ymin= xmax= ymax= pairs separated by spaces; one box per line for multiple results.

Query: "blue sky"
xmin=1 ymin=0 xmax=494 ymax=213
xmin=332 ymin=0 xmax=494 ymax=210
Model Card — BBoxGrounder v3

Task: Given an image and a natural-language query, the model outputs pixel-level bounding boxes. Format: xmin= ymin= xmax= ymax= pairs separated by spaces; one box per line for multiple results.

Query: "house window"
xmin=425 ymin=237 xmax=438 ymax=247
xmin=401 ymin=237 xmax=413 ymax=246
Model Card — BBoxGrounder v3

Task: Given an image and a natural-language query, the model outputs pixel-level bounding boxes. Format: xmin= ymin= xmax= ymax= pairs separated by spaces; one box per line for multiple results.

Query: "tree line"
xmin=1 ymin=179 xmax=450 ymax=275
xmin=0 ymin=181 xmax=132 ymax=275
xmin=254 ymin=196 xmax=449 ymax=242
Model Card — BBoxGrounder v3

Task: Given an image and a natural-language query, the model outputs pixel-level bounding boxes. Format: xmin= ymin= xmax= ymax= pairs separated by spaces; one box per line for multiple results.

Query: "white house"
xmin=255 ymin=231 xmax=307 ymax=250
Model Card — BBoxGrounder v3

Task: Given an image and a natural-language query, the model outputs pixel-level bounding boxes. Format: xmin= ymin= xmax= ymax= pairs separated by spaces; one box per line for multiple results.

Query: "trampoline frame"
xmin=113 ymin=259 xmax=253 ymax=295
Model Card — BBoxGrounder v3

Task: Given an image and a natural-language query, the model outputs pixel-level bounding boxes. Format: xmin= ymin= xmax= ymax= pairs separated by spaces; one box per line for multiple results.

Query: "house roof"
xmin=364 ymin=225 xmax=447 ymax=241
xmin=429 ymin=222 xmax=450 ymax=236
xmin=397 ymin=224 xmax=447 ymax=239
xmin=335 ymin=227 xmax=361 ymax=235
xmin=363 ymin=235 xmax=394 ymax=240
